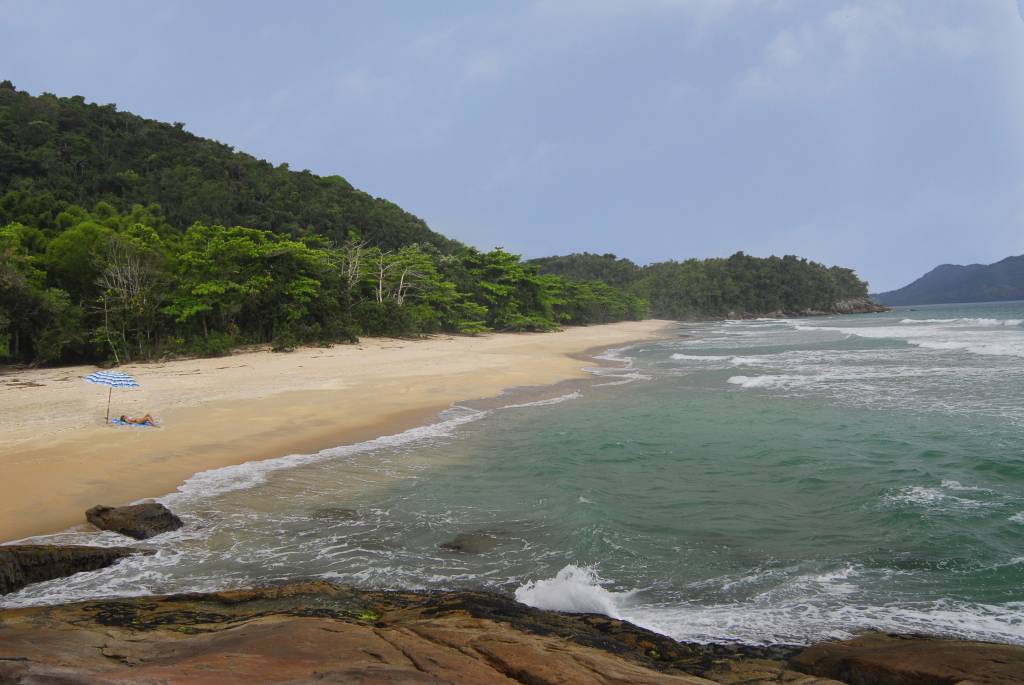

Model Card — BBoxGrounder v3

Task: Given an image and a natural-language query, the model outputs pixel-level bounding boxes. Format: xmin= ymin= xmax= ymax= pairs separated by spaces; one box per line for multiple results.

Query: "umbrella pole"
xmin=106 ymin=387 xmax=112 ymax=424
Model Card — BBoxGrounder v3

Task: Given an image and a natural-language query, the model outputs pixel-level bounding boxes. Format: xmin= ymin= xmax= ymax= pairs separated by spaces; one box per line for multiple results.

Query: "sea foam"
xmin=899 ymin=318 xmax=1023 ymax=327
xmin=794 ymin=322 xmax=1024 ymax=358
xmin=727 ymin=375 xmax=802 ymax=389
xmin=514 ymin=565 xmax=628 ymax=618
xmin=162 ymin=407 xmax=489 ymax=506
xmin=514 ymin=563 xmax=1024 ymax=646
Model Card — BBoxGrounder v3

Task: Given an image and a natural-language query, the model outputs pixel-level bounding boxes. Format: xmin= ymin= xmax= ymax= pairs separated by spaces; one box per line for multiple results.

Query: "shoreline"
xmin=0 ymin=320 xmax=676 ymax=543
xmin=0 ymin=580 xmax=1020 ymax=684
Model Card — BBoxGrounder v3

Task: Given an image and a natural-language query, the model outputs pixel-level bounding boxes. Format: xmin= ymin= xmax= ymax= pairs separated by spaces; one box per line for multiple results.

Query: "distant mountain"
xmin=874 ymin=255 xmax=1024 ymax=306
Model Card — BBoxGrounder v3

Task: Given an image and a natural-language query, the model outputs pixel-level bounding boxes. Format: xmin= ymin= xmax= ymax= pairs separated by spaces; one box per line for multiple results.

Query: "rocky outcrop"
xmin=790 ymin=632 xmax=1024 ymax=685
xmin=85 ymin=502 xmax=183 ymax=539
xmin=826 ymin=297 xmax=890 ymax=315
xmin=724 ymin=298 xmax=890 ymax=320
xmin=309 ymin=507 xmax=360 ymax=521
xmin=0 ymin=582 xmax=1019 ymax=684
xmin=439 ymin=531 xmax=501 ymax=553
xmin=0 ymin=544 xmax=144 ymax=595
xmin=0 ymin=581 xmax=802 ymax=684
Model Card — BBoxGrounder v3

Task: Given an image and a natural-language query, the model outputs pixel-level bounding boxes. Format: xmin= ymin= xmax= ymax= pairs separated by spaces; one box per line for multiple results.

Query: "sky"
xmin=2 ymin=0 xmax=1023 ymax=291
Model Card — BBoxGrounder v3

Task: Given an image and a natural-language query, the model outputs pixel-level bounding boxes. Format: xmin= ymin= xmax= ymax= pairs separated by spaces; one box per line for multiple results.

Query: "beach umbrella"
xmin=83 ymin=371 xmax=140 ymax=423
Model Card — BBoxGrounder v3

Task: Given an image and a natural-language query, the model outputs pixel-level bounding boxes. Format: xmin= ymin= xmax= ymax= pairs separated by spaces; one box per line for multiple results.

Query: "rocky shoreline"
xmin=722 ymin=297 xmax=891 ymax=320
xmin=0 ymin=545 xmax=150 ymax=595
xmin=0 ymin=580 xmax=1020 ymax=684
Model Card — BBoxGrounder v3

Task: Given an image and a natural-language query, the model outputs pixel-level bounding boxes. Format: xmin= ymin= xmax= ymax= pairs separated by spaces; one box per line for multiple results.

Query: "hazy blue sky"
xmin=3 ymin=0 xmax=1023 ymax=291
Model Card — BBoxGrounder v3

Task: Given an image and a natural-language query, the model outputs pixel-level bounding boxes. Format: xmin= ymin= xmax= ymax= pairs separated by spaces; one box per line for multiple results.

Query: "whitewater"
xmin=4 ymin=301 xmax=1023 ymax=647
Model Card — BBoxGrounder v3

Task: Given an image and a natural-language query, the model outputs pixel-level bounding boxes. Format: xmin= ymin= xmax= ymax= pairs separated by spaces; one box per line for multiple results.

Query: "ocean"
xmin=5 ymin=301 xmax=1023 ymax=646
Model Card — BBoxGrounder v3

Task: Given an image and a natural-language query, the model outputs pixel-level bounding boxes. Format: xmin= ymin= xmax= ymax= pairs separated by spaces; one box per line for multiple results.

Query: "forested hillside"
xmin=0 ymin=80 xmax=454 ymax=251
xmin=0 ymin=84 xmax=644 ymax=365
xmin=0 ymin=83 xmax=873 ymax=367
xmin=874 ymin=255 xmax=1024 ymax=305
xmin=531 ymin=251 xmax=870 ymax=319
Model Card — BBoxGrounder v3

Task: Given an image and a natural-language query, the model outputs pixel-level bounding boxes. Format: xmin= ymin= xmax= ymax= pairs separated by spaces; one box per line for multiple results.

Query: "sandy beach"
xmin=0 ymin=320 xmax=673 ymax=543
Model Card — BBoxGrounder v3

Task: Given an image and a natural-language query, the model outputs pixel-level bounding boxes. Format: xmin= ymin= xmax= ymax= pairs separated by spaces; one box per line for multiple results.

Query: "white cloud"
xmin=332 ymin=66 xmax=388 ymax=104
xmin=736 ymin=1 xmax=981 ymax=101
xmin=462 ymin=51 xmax=506 ymax=85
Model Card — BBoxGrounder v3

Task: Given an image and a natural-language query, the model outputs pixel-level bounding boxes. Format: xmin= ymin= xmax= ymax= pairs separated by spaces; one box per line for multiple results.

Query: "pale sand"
xmin=0 ymin=320 xmax=674 ymax=542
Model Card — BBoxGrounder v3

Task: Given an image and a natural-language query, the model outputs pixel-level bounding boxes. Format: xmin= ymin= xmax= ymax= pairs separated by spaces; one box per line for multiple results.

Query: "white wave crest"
xmin=519 ymin=563 xmax=1024 ymax=646
xmin=727 ymin=375 xmax=801 ymax=389
xmin=593 ymin=345 xmax=635 ymax=364
xmin=899 ymin=318 xmax=1023 ymax=327
xmin=163 ymin=408 xmax=487 ymax=505
xmin=589 ymin=344 xmax=651 ymax=386
xmin=669 ymin=353 xmax=767 ymax=368
xmin=883 ymin=485 xmax=990 ymax=511
xmin=915 ymin=340 xmax=1024 ymax=357
xmin=629 ymin=596 xmax=1024 ymax=647
xmin=729 ymin=356 xmax=766 ymax=367
xmin=502 ymin=391 xmax=582 ymax=409
xmin=940 ymin=479 xmax=993 ymax=493
xmin=514 ymin=565 xmax=628 ymax=618
xmin=794 ymin=322 xmax=1024 ymax=358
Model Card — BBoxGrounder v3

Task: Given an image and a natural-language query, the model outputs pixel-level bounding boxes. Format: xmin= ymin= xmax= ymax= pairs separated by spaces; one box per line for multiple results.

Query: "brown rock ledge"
xmin=0 ymin=582 xmax=1019 ymax=684
xmin=790 ymin=632 xmax=1024 ymax=685
xmin=0 ymin=545 xmax=147 ymax=595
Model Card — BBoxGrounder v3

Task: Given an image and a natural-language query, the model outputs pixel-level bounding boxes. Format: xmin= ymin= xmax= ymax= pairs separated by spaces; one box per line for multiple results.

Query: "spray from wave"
xmin=514 ymin=565 xmax=629 ymax=618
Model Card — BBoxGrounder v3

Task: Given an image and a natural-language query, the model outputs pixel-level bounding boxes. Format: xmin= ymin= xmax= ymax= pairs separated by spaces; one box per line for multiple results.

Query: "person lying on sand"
xmin=119 ymin=414 xmax=156 ymax=426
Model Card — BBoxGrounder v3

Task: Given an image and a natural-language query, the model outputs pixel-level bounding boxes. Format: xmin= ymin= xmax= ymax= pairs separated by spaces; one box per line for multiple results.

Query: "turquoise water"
xmin=5 ymin=301 xmax=1024 ymax=645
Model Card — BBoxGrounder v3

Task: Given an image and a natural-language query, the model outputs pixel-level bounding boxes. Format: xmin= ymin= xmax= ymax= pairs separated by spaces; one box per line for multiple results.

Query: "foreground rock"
xmin=0 ymin=581 xmax=802 ymax=684
xmin=86 ymin=502 xmax=183 ymax=539
xmin=791 ymin=632 xmax=1024 ymax=685
xmin=0 ymin=582 xmax=1018 ymax=684
xmin=0 ymin=545 xmax=143 ymax=595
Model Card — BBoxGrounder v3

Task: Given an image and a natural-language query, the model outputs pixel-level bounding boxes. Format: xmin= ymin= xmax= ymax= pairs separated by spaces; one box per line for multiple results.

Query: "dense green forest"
xmin=0 ymin=202 xmax=647 ymax=364
xmin=0 ymin=82 xmax=870 ymax=366
xmin=531 ymin=251 xmax=869 ymax=319
xmin=0 ymin=81 xmax=455 ymax=252
xmin=0 ymin=83 xmax=645 ymax=365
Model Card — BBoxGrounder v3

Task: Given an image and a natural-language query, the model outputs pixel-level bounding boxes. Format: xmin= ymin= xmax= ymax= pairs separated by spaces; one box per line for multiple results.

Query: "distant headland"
xmin=874 ymin=255 xmax=1024 ymax=306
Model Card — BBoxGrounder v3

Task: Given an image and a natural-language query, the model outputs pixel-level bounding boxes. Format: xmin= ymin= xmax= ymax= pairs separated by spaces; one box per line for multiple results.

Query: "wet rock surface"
xmin=439 ymin=531 xmax=502 ymax=553
xmin=0 ymin=582 xmax=1019 ymax=684
xmin=0 ymin=544 xmax=145 ymax=595
xmin=85 ymin=502 xmax=183 ymax=539
xmin=308 ymin=507 xmax=360 ymax=521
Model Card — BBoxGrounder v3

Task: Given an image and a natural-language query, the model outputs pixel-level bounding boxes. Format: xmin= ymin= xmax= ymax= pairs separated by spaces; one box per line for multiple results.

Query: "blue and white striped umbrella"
xmin=83 ymin=371 xmax=140 ymax=422
xmin=83 ymin=371 xmax=140 ymax=389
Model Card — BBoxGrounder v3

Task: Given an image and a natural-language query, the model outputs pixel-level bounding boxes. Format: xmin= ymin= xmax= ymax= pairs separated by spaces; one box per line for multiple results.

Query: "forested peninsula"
xmin=1 ymin=83 xmax=872 ymax=366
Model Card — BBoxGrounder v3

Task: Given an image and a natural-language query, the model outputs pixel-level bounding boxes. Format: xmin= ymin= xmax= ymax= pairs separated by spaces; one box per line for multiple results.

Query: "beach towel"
xmin=109 ymin=418 xmax=159 ymax=428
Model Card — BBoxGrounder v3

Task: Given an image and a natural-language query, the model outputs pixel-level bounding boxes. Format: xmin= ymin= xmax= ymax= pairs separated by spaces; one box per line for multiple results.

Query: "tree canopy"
xmin=533 ymin=251 xmax=869 ymax=319
xmin=0 ymin=202 xmax=647 ymax=364
xmin=0 ymin=81 xmax=457 ymax=252
xmin=0 ymin=83 xmax=870 ymax=366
